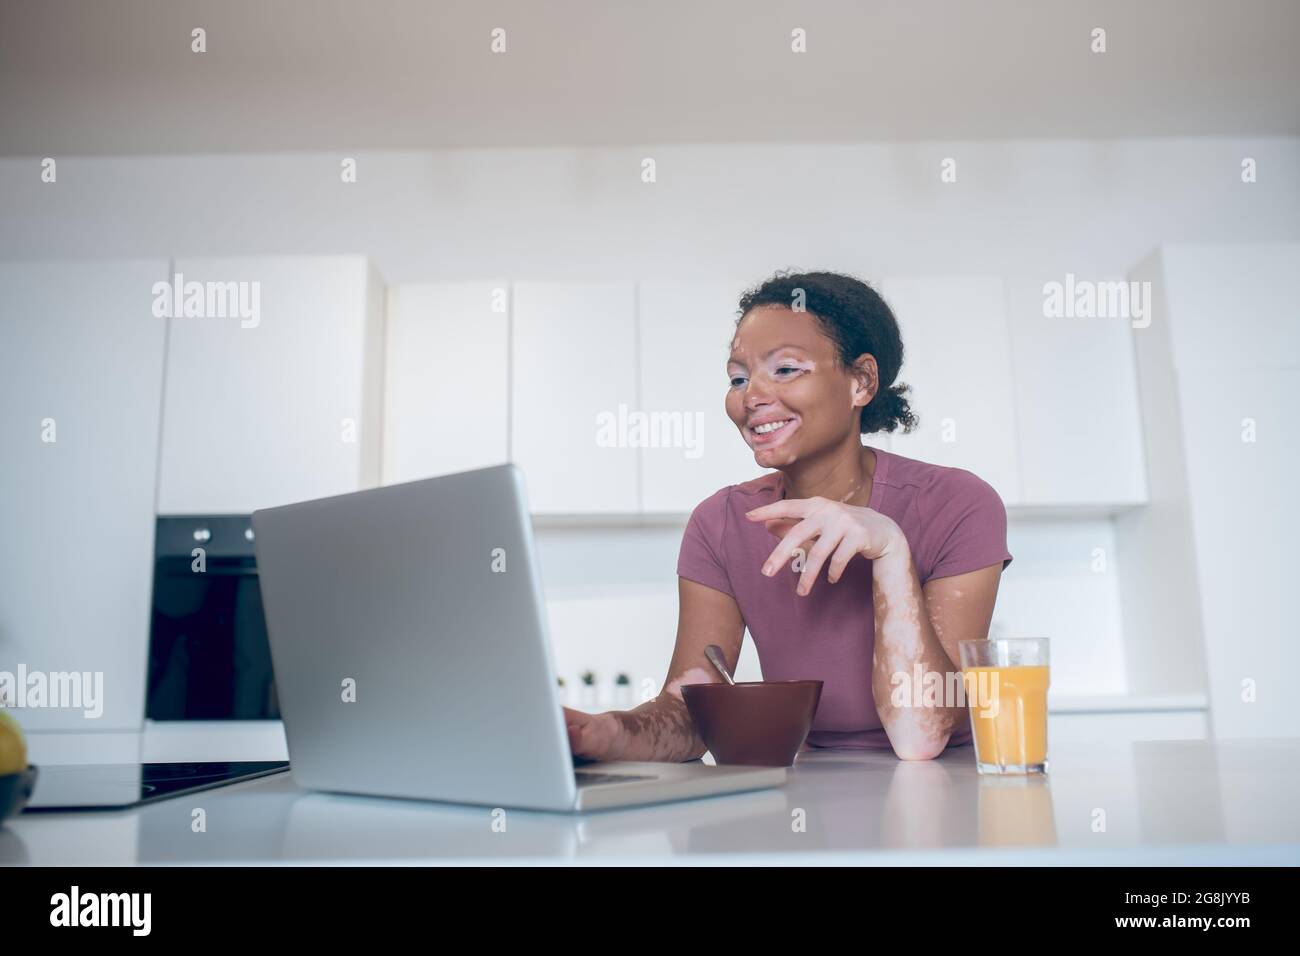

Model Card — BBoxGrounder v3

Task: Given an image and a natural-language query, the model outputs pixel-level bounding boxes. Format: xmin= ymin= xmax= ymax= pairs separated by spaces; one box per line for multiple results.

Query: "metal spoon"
xmin=704 ymin=645 xmax=736 ymax=686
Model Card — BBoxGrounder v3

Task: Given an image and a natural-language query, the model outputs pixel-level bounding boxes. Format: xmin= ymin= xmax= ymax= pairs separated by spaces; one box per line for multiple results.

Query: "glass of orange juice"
xmin=958 ymin=638 xmax=1050 ymax=775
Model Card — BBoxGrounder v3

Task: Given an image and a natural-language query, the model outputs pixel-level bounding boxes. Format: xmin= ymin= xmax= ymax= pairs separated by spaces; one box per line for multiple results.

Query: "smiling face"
xmin=726 ymin=304 xmax=876 ymax=469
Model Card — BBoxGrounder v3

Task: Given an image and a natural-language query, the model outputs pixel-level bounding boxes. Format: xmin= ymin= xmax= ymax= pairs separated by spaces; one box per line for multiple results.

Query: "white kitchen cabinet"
xmin=1004 ymin=276 xmax=1148 ymax=506
xmin=156 ymin=256 xmax=385 ymax=514
xmin=637 ymin=280 xmax=771 ymax=512
xmin=510 ymin=282 xmax=639 ymax=513
xmin=384 ymin=283 xmax=509 ymax=485
xmin=875 ymin=276 xmax=1022 ymax=504
xmin=1177 ymin=366 xmax=1297 ymax=738
xmin=0 ymin=259 xmax=169 ymax=731
xmin=1124 ymin=243 xmax=1300 ymax=739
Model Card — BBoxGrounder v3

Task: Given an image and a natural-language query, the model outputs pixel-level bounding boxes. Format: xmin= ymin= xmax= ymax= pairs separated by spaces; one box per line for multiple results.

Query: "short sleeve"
xmin=676 ymin=486 xmax=735 ymax=597
xmin=919 ymin=469 xmax=1014 ymax=582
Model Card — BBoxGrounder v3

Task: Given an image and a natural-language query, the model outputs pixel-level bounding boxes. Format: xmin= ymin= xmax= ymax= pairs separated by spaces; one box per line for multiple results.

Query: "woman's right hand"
xmin=563 ymin=706 xmax=625 ymax=762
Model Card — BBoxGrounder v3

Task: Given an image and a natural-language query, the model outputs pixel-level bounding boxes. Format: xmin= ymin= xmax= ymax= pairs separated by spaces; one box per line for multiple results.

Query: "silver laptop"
xmin=251 ymin=463 xmax=786 ymax=812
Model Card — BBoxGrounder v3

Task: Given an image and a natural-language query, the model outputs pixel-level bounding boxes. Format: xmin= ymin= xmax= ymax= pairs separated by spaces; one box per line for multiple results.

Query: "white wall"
xmin=2 ymin=138 xmax=1297 ymax=280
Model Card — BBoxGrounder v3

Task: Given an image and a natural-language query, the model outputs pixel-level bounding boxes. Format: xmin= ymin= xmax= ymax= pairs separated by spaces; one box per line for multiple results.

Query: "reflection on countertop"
xmin=3 ymin=738 xmax=1299 ymax=865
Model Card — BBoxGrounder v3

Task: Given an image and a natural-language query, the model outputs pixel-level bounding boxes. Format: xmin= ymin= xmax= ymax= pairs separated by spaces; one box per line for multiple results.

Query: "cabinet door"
xmin=157 ymin=257 xmax=385 ymax=514
xmin=875 ymin=276 xmax=1022 ymax=504
xmin=384 ymin=283 xmax=509 ymax=484
xmin=0 ymin=259 xmax=169 ymax=730
xmin=637 ymin=281 xmax=771 ymax=512
xmin=1179 ymin=370 xmax=1297 ymax=738
xmin=1005 ymin=276 xmax=1147 ymax=505
xmin=511 ymin=283 xmax=638 ymax=513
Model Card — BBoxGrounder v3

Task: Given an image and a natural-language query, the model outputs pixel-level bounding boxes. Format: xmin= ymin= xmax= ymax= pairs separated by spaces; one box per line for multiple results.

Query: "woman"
xmin=565 ymin=270 xmax=1013 ymax=761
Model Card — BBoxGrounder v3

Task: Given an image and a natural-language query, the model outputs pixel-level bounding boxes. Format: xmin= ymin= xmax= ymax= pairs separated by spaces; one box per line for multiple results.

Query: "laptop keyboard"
xmin=574 ymin=770 xmax=657 ymax=787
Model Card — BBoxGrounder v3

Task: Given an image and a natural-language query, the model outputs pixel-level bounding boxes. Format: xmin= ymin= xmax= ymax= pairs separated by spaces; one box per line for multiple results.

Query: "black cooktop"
xmin=22 ymin=760 xmax=290 ymax=812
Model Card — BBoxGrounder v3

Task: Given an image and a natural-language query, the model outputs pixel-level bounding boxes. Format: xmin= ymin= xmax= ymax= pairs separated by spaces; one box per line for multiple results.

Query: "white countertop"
xmin=4 ymin=737 xmax=1298 ymax=866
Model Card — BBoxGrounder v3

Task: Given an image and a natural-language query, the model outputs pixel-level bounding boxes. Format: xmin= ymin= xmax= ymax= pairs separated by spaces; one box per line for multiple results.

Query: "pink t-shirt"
xmin=676 ymin=446 xmax=1013 ymax=751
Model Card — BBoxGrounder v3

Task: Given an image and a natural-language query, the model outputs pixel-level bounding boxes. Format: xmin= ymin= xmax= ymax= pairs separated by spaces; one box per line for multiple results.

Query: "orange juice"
xmin=963 ymin=665 xmax=1050 ymax=770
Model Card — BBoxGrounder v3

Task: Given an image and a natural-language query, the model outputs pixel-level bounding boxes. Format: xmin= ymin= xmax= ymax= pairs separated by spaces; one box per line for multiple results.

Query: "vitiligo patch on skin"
xmin=665 ymin=666 xmax=715 ymax=700
xmin=610 ymin=698 xmax=699 ymax=761
xmin=610 ymin=666 xmax=715 ymax=761
xmin=872 ymin=560 xmax=963 ymax=753
xmin=835 ymin=479 xmax=866 ymax=504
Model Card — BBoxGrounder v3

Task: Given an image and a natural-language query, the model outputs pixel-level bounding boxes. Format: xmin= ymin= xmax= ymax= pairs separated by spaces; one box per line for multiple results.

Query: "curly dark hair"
xmin=735 ymin=269 xmax=917 ymax=435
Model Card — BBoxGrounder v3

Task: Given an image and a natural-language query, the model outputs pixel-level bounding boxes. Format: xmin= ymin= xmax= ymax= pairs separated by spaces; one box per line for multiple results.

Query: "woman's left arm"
xmin=869 ymin=539 xmax=1004 ymax=760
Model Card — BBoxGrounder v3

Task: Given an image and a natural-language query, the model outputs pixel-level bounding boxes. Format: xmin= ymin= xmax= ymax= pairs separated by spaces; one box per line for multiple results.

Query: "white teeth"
xmin=754 ymin=419 xmax=792 ymax=434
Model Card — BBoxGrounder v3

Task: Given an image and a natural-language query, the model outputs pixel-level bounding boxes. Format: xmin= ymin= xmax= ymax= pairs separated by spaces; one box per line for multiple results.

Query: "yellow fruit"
xmin=0 ymin=709 xmax=28 ymax=775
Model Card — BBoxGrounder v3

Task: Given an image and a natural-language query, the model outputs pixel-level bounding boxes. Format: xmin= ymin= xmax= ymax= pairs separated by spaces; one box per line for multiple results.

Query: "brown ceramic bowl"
xmin=682 ymin=680 xmax=823 ymax=767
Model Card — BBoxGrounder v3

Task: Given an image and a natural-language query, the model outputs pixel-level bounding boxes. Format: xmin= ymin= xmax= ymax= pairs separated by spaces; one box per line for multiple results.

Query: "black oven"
xmin=146 ymin=516 xmax=279 ymax=720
